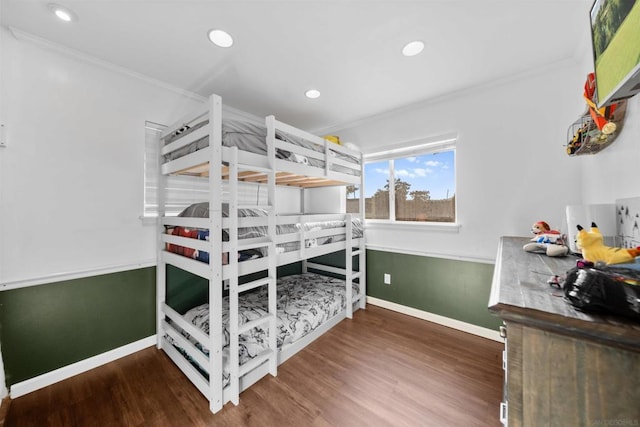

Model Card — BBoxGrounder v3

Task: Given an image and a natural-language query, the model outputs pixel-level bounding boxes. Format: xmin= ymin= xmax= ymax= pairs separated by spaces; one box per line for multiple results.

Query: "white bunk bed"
xmin=156 ymin=94 xmax=366 ymax=413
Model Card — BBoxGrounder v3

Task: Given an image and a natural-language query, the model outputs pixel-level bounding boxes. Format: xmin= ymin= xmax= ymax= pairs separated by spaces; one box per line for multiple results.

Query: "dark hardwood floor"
xmin=6 ymin=305 xmax=503 ymax=426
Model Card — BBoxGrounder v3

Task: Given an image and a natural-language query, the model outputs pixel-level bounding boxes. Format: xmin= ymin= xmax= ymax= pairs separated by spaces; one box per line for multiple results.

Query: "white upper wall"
xmin=568 ymin=37 xmax=640 ymax=205
xmin=0 ymin=27 xmax=203 ymax=283
xmin=335 ymin=60 xmax=588 ymax=261
xmin=575 ymin=96 xmax=640 ymax=204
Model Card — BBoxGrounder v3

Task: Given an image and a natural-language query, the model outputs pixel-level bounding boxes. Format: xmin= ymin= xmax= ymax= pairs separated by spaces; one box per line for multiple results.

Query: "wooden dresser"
xmin=489 ymin=236 xmax=640 ymax=426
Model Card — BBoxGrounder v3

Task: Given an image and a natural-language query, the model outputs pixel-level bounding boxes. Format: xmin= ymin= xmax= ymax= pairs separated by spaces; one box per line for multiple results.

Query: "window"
xmin=360 ymin=135 xmax=456 ymax=223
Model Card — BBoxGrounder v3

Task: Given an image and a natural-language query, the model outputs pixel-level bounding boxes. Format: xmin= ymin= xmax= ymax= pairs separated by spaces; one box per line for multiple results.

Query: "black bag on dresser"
xmin=563 ymin=265 xmax=640 ymax=321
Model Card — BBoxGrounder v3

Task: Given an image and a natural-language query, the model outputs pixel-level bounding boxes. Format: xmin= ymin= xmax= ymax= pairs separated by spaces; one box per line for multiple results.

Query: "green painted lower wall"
xmin=0 ymin=267 xmax=156 ymax=387
xmin=366 ymin=250 xmax=501 ymax=330
xmin=312 ymin=249 xmax=499 ymax=330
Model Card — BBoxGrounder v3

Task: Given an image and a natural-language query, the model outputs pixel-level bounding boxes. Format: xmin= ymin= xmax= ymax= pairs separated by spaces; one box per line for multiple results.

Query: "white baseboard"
xmin=366 ymin=297 xmax=503 ymax=342
xmin=10 ymin=335 xmax=157 ymax=398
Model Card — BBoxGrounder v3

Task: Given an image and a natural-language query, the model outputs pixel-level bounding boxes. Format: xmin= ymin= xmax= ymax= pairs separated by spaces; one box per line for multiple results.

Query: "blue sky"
xmin=363 ymin=150 xmax=455 ymax=200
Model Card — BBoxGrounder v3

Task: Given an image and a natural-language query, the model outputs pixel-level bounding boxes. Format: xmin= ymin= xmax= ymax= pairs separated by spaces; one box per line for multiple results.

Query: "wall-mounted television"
xmin=590 ymin=0 xmax=640 ymax=108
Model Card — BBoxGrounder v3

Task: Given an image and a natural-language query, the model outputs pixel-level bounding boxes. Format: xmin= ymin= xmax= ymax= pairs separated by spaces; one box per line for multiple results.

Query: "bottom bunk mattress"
xmin=166 ymin=272 xmax=360 ymax=387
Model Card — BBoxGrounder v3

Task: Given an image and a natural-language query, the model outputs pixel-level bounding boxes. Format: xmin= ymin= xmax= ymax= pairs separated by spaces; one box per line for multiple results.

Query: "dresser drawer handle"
xmin=500 ymin=401 xmax=508 ymax=425
xmin=499 ymin=325 xmax=507 ymax=338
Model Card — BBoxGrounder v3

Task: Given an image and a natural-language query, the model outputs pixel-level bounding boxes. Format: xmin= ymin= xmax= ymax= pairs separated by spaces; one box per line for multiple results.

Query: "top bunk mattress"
xmin=162 ymin=119 xmax=360 ymax=177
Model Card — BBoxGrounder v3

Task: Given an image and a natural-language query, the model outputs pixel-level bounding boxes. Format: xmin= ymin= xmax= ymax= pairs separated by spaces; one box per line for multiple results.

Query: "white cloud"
xmin=406 ymin=157 xmax=418 ymax=163
xmin=394 ymin=168 xmax=435 ymax=179
xmin=413 ymin=168 xmax=428 ymax=177
xmin=374 ymin=168 xmax=389 ymax=175
xmin=425 ymin=160 xmax=442 ymax=167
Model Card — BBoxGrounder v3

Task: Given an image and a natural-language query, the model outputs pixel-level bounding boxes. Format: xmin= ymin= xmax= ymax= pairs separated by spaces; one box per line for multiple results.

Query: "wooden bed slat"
xmin=175 ymin=163 xmax=356 ymax=187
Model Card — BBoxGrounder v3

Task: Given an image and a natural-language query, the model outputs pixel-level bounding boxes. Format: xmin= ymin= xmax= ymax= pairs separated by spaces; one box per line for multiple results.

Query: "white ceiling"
xmin=1 ymin=0 xmax=592 ymax=131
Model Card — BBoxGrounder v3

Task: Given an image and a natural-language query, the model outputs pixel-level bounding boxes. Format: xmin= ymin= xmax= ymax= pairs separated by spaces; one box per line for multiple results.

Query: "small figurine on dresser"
xmin=522 ymin=221 xmax=569 ymax=257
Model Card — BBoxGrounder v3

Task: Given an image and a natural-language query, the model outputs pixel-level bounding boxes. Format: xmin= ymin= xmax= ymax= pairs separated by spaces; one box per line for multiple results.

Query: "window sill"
xmin=365 ymin=220 xmax=461 ymax=233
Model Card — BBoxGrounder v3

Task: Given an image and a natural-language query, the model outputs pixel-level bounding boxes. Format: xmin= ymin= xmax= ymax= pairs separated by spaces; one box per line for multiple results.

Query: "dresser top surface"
xmin=489 ymin=236 xmax=640 ymax=350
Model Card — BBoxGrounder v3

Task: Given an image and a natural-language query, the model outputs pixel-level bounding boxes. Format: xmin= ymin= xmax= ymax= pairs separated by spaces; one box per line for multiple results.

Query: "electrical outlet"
xmin=384 ymin=273 xmax=391 ymax=285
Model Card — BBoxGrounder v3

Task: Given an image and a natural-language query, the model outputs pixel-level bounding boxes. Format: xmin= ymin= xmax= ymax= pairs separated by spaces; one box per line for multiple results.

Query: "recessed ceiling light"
xmin=207 ymin=29 xmax=233 ymax=48
xmin=402 ymin=40 xmax=424 ymax=57
xmin=48 ymin=3 xmax=78 ymax=22
xmin=305 ymin=89 xmax=321 ymax=99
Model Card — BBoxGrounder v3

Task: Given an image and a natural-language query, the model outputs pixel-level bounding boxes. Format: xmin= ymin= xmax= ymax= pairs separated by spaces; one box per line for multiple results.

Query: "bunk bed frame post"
xmin=346 ymin=214 xmax=353 ymax=319
xmin=299 ymin=187 xmax=306 ymax=274
xmin=208 ymin=94 xmax=224 ymax=413
xmin=265 ymin=116 xmax=278 ymax=377
xmin=228 ymin=147 xmax=240 ymax=405
xmin=359 ymin=151 xmax=366 ymax=310
xmin=156 ymin=128 xmax=167 ymax=350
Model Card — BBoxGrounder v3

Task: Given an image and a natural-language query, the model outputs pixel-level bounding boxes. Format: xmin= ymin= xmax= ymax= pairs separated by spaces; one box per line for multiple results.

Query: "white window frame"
xmin=363 ymin=132 xmax=459 ymax=232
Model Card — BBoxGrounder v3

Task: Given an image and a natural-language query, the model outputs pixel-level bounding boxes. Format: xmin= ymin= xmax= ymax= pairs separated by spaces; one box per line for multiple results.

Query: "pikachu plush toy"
xmin=575 ymin=222 xmax=640 ymax=265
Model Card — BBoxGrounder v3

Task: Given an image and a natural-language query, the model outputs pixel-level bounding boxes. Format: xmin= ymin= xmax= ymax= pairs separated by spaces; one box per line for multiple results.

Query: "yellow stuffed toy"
xmin=575 ymin=222 xmax=640 ymax=264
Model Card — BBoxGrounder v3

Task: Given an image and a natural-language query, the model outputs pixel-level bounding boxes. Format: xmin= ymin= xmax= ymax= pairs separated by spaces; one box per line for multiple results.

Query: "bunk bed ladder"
xmin=345 ymin=214 xmax=366 ymax=318
xmin=346 ymin=215 xmax=354 ymax=318
xmin=353 ymin=241 xmax=366 ymax=310
xmin=226 ymin=141 xmax=278 ymax=406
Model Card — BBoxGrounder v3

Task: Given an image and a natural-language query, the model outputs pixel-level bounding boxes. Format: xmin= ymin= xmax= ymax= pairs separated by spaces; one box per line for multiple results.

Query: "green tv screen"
xmin=591 ymin=0 xmax=640 ymax=107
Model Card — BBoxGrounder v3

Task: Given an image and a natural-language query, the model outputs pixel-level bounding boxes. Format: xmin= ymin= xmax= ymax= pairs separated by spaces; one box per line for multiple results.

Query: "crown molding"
xmin=8 ymin=26 xmax=206 ymax=103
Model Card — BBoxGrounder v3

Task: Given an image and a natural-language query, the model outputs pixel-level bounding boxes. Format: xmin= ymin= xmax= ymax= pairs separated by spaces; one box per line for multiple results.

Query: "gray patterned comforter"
xmin=168 ymin=272 xmax=360 ymax=387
